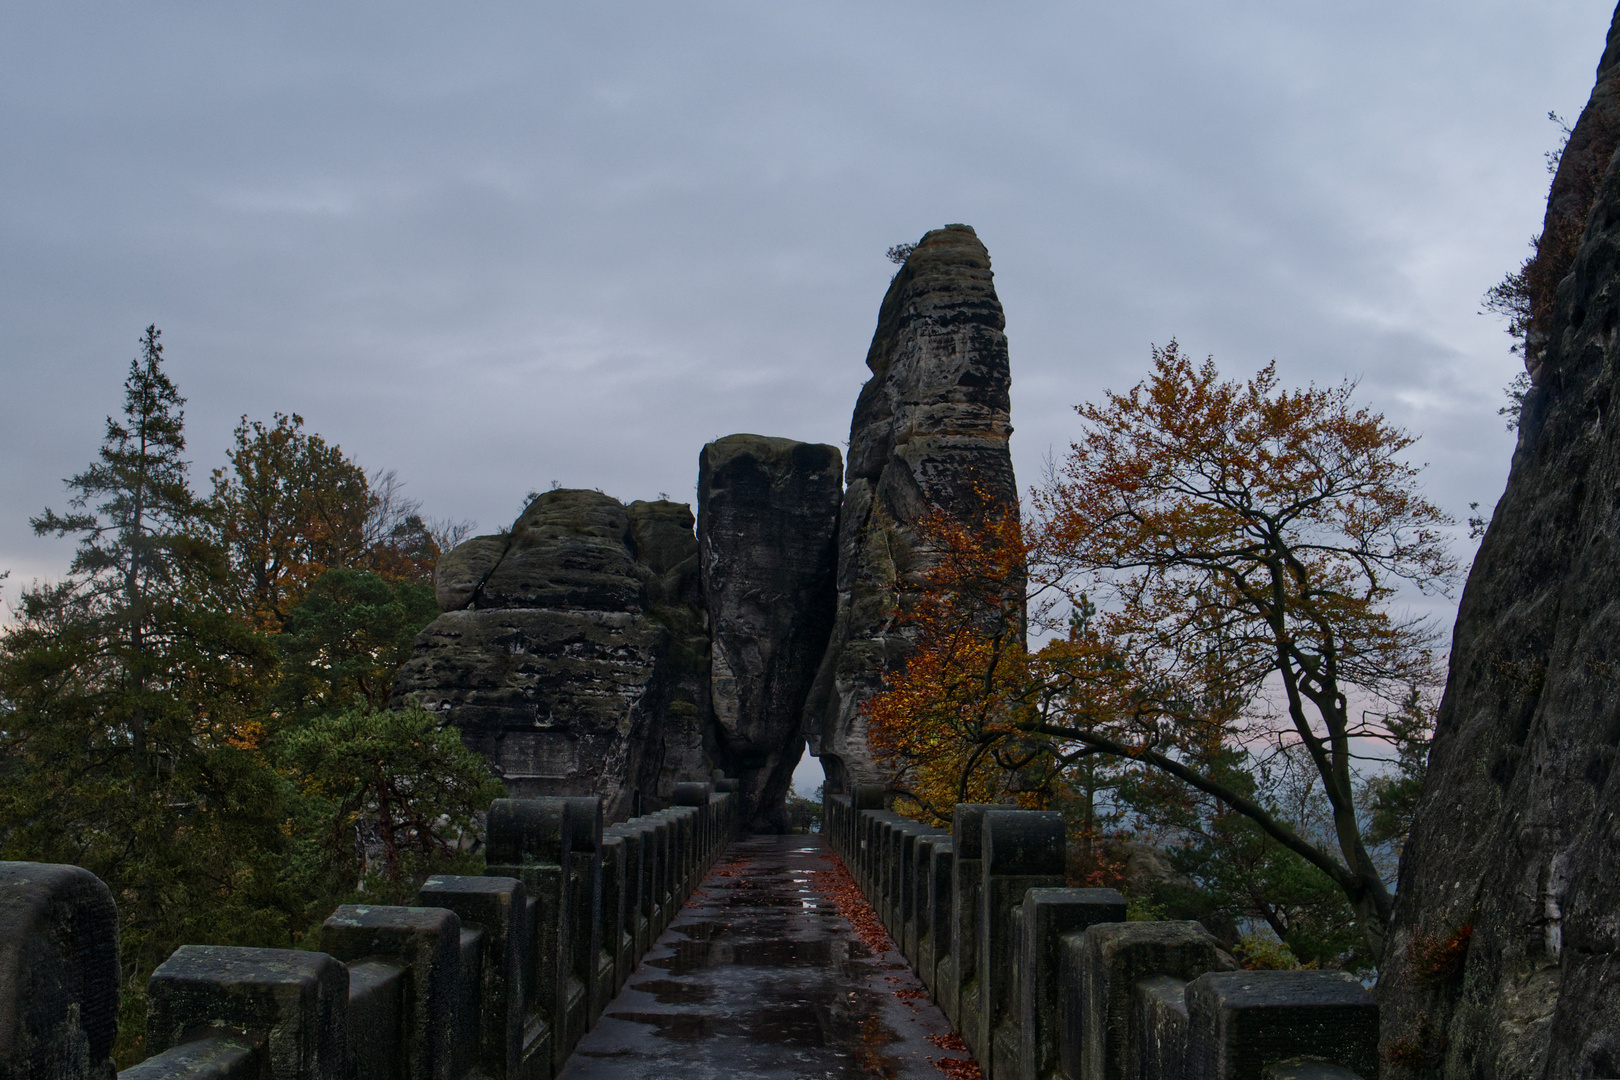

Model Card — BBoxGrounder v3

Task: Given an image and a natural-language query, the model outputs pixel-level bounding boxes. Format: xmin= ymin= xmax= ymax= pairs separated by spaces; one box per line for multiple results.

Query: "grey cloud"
xmin=1 ymin=0 xmax=1609 ymax=621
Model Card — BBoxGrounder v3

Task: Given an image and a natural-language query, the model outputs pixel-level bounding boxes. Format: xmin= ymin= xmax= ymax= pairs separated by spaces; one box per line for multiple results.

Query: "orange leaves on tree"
xmin=861 ymin=341 xmax=1455 ymax=950
xmin=861 ymin=498 xmax=1043 ymax=823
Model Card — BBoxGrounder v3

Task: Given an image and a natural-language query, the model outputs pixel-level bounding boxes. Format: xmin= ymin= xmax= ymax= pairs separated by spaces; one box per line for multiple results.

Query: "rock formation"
xmin=394 ymin=489 xmax=711 ymax=820
xmin=1520 ymin=5 xmax=1620 ymax=383
xmin=802 ymin=224 xmax=1020 ymax=793
xmin=1380 ymin=8 xmax=1620 ymax=1073
xmin=395 ymin=222 xmax=1019 ymax=826
xmin=698 ymin=434 xmax=843 ymax=831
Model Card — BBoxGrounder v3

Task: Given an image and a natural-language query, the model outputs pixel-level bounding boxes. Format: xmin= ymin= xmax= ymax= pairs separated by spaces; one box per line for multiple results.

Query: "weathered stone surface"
xmin=626 ymin=500 xmax=714 ymax=801
xmin=433 ymin=534 xmax=508 ymax=612
xmin=698 ymin=433 xmax=843 ymax=831
xmin=1521 ymin=4 xmax=1620 ymax=380
xmin=1185 ymin=971 xmax=1376 ymax=1080
xmin=478 ymin=492 xmax=647 ymax=613
xmin=320 ymin=906 xmax=462 ymax=1080
xmin=1379 ymin=9 xmax=1620 ymax=1077
xmin=145 ymin=946 xmax=348 ymax=1080
xmin=804 ymin=224 xmax=1020 ymax=792
xmin=0 ymin=861 xmax=119 ymax=1080
xmin=396 ymin=490 xmax=713 ymax=818
xmin=1067 ymin=920 xmax=1225 ymax=1080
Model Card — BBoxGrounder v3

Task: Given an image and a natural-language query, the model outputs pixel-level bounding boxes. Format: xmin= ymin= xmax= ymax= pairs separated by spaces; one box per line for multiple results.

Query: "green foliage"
xmin=275 ymin=704 xmax=504 ymax=908
xmin=274 ymin=568 xmax=438 ymax=715
xmin=785 ymin=784 xmax=824 ymax=832
xmin=1116 ymin=746 xmax=1373 ymax=972
xmin=1233 ymin=933 xmax=1304 ymax=971
xmin=1125 ymin=894 xmax=1167 ymax=922
xmin=0 ymin=329 xmax=497 ymax=1065
xmin=1358 ymin=689 xmax=1434 ymax=852
xmin=3 ymin=328 xmax=288 ymax=1062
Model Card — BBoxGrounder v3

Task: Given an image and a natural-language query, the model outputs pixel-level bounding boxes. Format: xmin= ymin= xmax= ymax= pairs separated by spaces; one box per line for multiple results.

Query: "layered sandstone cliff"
xmin=802 ymin=224 xmax=1020 ymax=793
xmin=1381 ymin=8 xmax=1620 ymax=1074
xmin=393 ymin=489 xmax=711 ymax=820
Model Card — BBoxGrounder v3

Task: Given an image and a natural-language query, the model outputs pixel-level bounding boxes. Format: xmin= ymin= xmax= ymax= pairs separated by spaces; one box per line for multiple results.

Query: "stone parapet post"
xmin=604 ymin=825 xmax=645 ymax=973
xmin=561 ymin=797 xmax=607 ymax=1038
xmin=942 ymin=804 xmax=994 ymax=1030
xmin=417 ymin=874 xmax=548 ymax=1080
xmin=892 ymin=822 xmax=926 ymax=951
xmin=143 ymin=946 xmax=349 ymax=1080
xmin=599 ymin=834 xmax=630 ymax=993
xmin=881 ymin=818 xmax=901 ymax=930
xmin=1016 ymin=888 xmax=1126 ymax=1080
xmin=907 ymin=830 xmax=944 ymax=967
xmin=486 ymin=796 xmax=574 ymax=1074
xmin=921 ymin=839 xmax=954 ymax=996
xmin=979 ymin=810 xmax=1065 ymax=1080
xmin=1064 ymin=920 xmax=1223 ymax=1080
xmin=851 ymin=786 xmax=886 ymax=890
xmin=320 ymin=905 xmax=463 ymax=1080
xmin=1135 ymin=974 xmax=1191 ymax=1080
xmin=1184 ymin=971 xmax=1377 ymax=1080
xmin=647 ymin=813 xmax=673 ymax=935
xmin=0 ymin=861 xmax=120 ymax=1080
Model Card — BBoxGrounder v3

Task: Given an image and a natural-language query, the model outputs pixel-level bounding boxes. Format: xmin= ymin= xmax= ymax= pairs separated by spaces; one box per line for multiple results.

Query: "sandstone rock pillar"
xmin=394 ymin=489 xmax=713 ymax=820
xmin=804 ymin=223 xmax=1020 ymax=793
xmin=697 ymin=434 xmax=842 ymax=832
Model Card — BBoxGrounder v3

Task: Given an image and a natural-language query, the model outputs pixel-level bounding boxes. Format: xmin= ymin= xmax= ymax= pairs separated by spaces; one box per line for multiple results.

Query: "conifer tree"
xmin=2 ymin=327 xmax=285 ymax=1060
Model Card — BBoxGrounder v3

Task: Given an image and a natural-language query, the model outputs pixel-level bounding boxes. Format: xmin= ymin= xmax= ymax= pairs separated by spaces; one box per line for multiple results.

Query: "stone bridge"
xmin=2 ymin=786 xmax=1378 ymax=1080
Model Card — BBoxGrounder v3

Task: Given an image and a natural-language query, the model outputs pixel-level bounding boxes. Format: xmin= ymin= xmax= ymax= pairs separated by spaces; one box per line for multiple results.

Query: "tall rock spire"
xmin=803 ymin=224 xmax=1020 ymax=793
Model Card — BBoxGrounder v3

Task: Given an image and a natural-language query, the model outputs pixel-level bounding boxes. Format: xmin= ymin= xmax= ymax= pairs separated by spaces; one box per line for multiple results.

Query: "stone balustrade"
xmin=0 ymin=780 xmax=739 ymax=1080
xmin=823 ymin=787 xmax=1379 ymax=1080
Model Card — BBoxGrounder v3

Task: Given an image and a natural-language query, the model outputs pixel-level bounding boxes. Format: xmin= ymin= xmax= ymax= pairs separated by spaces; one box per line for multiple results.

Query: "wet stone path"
xmin=558 ymin=833 xmax=968 ymax=1080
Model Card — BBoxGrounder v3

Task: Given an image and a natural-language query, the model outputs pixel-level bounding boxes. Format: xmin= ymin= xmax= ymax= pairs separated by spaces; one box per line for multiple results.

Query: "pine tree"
xmin=3 ymin=327 xmax=285 ymax=1062
xmin=31 ymin=326 xmax=227 ymax=747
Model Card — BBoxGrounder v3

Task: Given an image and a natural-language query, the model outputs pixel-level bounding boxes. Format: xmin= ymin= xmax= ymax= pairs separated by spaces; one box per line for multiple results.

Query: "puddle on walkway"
xmin=558 ymin=833 xmax=962 ymax=1080
xmin=627 ymin=978 xmax=713 ymax=1006
xmin=608 ymin=983 xmax=899 ymax=1051
xmin=648 ymin=935 xmax=866 ymax=975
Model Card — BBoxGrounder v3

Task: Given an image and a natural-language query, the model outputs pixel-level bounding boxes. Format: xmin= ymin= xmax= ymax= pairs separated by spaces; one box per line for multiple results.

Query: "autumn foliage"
xmin=863 ymin=501 xmax=1038 ymax=821
xmin=862 ymin=342 xmax=1455 ymax=952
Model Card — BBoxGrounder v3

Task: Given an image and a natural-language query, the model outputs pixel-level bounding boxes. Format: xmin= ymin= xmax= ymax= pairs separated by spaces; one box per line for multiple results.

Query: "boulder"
xmin=394 ymin=489 xmax=712 ymax=819
xmin=1380 ymin=8 xmax=1620 ymax=1074
xmin=802 ymin=224 xmax=1021 ymax=793
xmin=698 ymin=434 xmax=843 ymax=831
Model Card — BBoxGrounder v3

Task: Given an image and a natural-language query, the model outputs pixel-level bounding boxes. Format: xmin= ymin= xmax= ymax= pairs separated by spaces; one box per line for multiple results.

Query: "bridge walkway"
xmin=558 ymin=833 xmax=970 ymax=1080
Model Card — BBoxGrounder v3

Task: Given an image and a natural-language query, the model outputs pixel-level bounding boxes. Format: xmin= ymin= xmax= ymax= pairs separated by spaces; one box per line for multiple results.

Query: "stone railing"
xmin=0 ymin=780 xmax=738 ymax=1080
xmin=824 ymin=787 xmax=1379 ymax=1080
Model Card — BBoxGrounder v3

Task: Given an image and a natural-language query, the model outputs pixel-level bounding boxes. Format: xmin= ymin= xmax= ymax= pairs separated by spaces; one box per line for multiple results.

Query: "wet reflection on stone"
xmin=627 ymin=978 xmax=714 ymax=1006
xmin=649 ymin=936 xmax=864 ymax=975
xmin=557 ymin=834 xmax=957 ymax=1080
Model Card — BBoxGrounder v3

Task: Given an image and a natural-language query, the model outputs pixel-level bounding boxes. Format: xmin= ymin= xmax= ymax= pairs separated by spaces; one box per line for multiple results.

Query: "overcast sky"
xmin=3 ymin=3 xmax=1611 ymax=670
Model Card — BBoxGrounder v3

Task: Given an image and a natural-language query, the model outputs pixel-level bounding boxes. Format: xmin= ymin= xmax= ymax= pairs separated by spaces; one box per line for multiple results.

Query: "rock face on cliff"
xmin=802 ymin=224 xmax=1020 ymax=793
xmin=394 ymin=489 xmax=712 ymax=820
xmin=1521 ymin=4 xmax=1620 ymax=382
xmin=698 ymin=434 xmax=843 ymax=831
xmin=1381 ymin=11 xmax=1620 ymax=1074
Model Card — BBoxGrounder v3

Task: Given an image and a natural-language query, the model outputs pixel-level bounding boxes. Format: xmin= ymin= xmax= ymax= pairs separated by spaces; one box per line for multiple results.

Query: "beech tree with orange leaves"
xmin=208 ymin=414 xmax=468 ymax=630
xmin=863 ymin=503 xmax=1041 ymax=818
xmin=865 ymin=342 xmax=1454 ymax=955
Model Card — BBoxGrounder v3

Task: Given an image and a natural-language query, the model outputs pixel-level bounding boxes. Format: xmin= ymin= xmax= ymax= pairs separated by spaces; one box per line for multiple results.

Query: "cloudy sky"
xmin=2 ymin=3 xmax=1610 ymax=650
